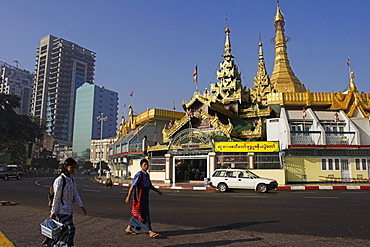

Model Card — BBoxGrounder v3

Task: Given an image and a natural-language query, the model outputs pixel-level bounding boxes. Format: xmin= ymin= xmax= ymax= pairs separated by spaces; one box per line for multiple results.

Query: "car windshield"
xmin=246 ymin=170 xmax=260 ymax=178
xmin=0 ymin=167 xmax=7 ymax=171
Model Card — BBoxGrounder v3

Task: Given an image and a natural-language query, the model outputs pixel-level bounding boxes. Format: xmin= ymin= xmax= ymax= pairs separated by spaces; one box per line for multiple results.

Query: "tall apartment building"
xmin=72 ymin=82 xmax=118 ymax=159
xmin=30 ymin=35 xmax=96 ymax=148
xmin=0 ymin=61 xmax=34 ymax=114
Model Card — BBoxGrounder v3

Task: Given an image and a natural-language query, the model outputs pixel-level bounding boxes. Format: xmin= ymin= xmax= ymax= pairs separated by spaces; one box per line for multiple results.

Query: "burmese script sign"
xmin=215 ymin=141 xmax=280 ymax=152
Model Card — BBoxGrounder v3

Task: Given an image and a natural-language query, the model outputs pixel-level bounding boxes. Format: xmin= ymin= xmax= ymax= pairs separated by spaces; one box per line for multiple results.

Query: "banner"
xmin=215 ymin=141 xmax=279 ymax=152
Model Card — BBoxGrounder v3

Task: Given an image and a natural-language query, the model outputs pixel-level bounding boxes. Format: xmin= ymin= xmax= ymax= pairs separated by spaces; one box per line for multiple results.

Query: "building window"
xmin=150 ymin=157 xmax=165 ymax=171
xmin=355 ymin=158 xmax=368 ymax=171
xmin=321 ymin=158 xmax=340 ymax=171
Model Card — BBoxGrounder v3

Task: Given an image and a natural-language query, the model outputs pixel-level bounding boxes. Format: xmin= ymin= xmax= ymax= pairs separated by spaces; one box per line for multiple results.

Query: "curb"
xmin=95 ymin=178 xmax=370 ymax=191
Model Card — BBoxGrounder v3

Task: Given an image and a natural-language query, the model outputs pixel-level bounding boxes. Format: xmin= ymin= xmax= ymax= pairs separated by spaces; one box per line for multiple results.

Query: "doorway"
xmin=340 ymin=159 xmax=351 ymax=182
xmin=172 ymin=155 xmax=208 ymax=184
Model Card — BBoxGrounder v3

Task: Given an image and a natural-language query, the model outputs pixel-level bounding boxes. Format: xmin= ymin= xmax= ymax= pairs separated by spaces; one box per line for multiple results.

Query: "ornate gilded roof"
xmin=267 ymin=73 xmax=370 ymax=118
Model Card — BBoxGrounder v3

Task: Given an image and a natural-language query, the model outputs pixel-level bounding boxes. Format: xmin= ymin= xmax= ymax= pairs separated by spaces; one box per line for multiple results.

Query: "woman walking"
xmin=125 ymin=159 xmax=162 ymax=238
xmin=43 ymin=157 xmax=87 ymax=246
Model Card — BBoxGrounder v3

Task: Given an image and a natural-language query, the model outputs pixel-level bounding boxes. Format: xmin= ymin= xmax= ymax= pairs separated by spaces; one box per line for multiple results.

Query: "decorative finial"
xmin=223 ymin=18 xmax=232 ymax=57
xmin=258 ymin=34 xmax=264 ymax=61
xmin=275 ymin=0 xmax=284 ymax=23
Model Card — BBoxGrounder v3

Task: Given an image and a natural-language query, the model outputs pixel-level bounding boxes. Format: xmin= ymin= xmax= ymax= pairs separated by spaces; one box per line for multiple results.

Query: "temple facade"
xmin=108 ymin=2 xmax=370 ymax=185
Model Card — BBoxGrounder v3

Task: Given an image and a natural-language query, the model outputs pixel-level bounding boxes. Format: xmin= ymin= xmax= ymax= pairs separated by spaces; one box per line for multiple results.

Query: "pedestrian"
xmin=43 ymin=157 xmax=87 ymax=247
xmin=125 ymin=158 xmax=163 ymax=238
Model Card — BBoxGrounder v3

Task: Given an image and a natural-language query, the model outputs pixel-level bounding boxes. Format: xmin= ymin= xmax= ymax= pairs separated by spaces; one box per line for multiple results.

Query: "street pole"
xmin=97 ymin=112 xmax=107 ymax=178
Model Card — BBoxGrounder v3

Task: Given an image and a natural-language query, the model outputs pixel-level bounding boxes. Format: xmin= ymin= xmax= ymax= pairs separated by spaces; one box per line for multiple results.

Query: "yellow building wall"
xmin=251 ymin=169 xmax=286 ymax=185
xmin=285 ymin=157 xmax=369 ymax=183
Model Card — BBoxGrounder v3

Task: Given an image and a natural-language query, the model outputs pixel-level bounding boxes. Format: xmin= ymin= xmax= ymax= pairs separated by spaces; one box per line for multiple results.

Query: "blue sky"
xmin=1 ymin=0 xmax=369 ymax=119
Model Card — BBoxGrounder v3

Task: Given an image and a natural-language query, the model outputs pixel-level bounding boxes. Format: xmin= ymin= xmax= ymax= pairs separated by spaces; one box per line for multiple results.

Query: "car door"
xmin=223 ymin=170 xmax=238 ymax=189
xmin=237 ymin=171 xmax=256 ymax=189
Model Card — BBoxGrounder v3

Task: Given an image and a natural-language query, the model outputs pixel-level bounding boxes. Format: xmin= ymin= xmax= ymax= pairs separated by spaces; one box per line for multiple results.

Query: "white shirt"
xmin=50 ymin=173 xmax=83 ymax=215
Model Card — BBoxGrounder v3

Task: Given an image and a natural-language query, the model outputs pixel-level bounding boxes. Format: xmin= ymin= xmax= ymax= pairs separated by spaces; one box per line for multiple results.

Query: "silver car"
xmin=210 ymin=169 xmax=278 ymax=193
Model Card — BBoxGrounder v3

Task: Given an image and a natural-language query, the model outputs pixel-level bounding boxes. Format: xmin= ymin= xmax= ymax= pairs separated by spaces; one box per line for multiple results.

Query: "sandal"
xmin=149 ymin=232 xmax=160 ymax=238
xmin=125 ymin=229 xmax=137 ymax=235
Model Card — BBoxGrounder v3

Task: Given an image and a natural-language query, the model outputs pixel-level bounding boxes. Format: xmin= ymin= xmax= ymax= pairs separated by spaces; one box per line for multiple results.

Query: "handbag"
xmin=131 ymin=174 xmax=144 ymax=223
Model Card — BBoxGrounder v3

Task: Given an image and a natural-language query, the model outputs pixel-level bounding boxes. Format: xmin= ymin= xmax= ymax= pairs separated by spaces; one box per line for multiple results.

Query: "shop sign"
xmin=215 ymin=141 xmax=279 ymax=152
xmin=181 ymin=144 xmax=200 ymax=149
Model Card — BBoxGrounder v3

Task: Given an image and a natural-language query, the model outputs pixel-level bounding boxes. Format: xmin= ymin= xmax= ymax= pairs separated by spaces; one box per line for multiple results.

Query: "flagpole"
xmin=347 ymin=57 xmax=351 ymax=81
xmin=193 ymin=63 xmax=198 ymax=92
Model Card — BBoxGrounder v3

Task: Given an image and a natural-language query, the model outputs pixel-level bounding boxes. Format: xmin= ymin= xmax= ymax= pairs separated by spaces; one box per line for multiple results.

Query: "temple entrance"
xmin=173 ymin=155 xmax=208 ymax=183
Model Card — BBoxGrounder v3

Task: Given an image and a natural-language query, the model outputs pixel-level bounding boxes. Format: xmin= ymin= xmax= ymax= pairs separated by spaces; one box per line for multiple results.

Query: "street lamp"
xmin=97 ymin=112 xmax=107 ymax=177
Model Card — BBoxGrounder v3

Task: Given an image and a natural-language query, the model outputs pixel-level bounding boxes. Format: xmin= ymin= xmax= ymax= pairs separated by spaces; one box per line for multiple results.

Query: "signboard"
xmin=215 ymin=141 xmax=279 ymax=152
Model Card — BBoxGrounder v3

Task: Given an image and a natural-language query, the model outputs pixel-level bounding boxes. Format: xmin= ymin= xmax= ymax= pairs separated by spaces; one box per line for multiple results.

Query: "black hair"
xmin=61 ymin=157 xmax=77 ymax=173
xmin=140 ymin=158 xmax=148 ymax=166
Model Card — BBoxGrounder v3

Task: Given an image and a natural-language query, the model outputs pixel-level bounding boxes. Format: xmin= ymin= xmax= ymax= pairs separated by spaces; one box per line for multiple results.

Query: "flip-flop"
xmin=125 ymin=230 xmax=137 ymax=235
xmin=149 ymin=233 xmax=160 ymax=238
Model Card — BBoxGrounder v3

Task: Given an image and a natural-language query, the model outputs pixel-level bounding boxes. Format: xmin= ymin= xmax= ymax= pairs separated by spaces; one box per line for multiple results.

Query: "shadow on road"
xmin=163 ymin=237 xmax=263 ymax=247
xmin=160 ymin=221 xmax=280 ymax=237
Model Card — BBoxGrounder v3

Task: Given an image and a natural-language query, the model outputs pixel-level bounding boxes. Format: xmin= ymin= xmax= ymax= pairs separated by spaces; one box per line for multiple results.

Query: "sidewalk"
xmin=95 ymin=177 xmax=370 ymax=191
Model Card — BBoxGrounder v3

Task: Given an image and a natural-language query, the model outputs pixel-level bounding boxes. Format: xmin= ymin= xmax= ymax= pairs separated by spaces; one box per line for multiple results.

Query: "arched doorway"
xmin=169 ymin=128 xmax=214 ymax=185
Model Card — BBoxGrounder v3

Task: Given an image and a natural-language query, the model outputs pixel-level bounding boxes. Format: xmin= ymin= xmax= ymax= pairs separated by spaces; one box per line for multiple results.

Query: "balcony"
xmin=291 ymin=131 xmax=320 ymax=145
xmin=326 ymin=131 xmax=356 ymax=145
xmin=291 ymin=131 xmax=356 ymax=145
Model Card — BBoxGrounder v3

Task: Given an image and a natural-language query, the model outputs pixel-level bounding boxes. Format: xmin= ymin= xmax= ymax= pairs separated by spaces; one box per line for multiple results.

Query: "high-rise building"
xmin=0 ymin=61 xmax=34 ymax=114
xmin=30 ymin=35 xmax=96 ymax=148
xmin=72 ymin=82 xmax=118 ymax=159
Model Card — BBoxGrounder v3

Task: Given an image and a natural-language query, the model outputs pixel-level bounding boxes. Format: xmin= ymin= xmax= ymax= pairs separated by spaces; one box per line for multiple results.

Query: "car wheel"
xmin=257 ymin=183 xmax=269 ymax=193
xmin=17 ymin=174 xmax=21 ymax=180
xmin=217 ymin=183 xmax=228 ymax=192
xmin=4 ymin=174 xmax=9 ymax=180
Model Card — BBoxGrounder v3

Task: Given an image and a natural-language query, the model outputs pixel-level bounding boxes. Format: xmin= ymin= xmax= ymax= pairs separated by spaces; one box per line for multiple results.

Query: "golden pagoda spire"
xmin=270 ymin=1 xmax=306 ymax=93
xmin=223 ymin=22 xmax=233 ymax=58
xmin=250 ymin=35 xmax=274 ymax=105
xmin=210 ymin=23 xmax=242 ymax=104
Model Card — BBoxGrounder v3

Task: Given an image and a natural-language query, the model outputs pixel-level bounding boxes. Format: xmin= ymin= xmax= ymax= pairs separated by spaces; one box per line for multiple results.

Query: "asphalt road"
xmin=1 ymin=176 xmax=370 ymax=246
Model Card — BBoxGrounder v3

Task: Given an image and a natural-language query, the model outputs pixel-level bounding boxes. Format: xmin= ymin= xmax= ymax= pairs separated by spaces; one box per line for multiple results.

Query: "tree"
xmin=0 ymin=94 xmax=45 ymax=163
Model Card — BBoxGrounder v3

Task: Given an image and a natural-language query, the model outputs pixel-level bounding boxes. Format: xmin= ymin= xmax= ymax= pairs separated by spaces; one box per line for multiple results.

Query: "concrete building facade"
xmin=0 ymin=61 xmax=34 ymax=114
xmin=30 ymin=35 xmax=96 ymax=148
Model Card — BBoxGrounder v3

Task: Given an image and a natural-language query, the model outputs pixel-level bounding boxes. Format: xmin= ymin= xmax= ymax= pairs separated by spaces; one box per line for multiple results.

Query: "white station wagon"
xmin=210 ymin=169 xmax=278 ymax=193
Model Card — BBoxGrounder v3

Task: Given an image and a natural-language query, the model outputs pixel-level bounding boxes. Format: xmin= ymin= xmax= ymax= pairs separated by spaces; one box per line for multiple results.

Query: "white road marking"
xmin=233 ymin=195 xmax=267 ymax=198
xmin=82 ymin=189 xmax=100 ymax=192
xmin=303 ymin=197 xmax=338 ymax=199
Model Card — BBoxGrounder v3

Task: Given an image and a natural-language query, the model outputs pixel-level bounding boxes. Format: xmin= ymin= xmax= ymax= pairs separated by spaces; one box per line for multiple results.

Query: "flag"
xmin=168 ymin=120 xmax=173 ymax=129
xmin=193 ymin=65 xmax=197 ymax=83
xmin=302 ymin=110 xmax=306 ymax=119
xmin=130 ymin=91 xmax=133 ymax=97
xmin=347 ymin=57 xmax=350 ymax=67
xmin=334 ymin=113 xmax=339 ymax=122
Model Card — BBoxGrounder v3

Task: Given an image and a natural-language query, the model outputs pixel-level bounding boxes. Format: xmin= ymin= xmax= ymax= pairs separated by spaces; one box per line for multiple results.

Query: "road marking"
xmin=233 ymin=195 xmax=267 ymax=198
xmin=82 ymin=185 xmax=90 ymax=187
xmin=35 ymin=180 xmax=40 ymax=186
xmin=167 ymin=194 xmax=201 ymax=197
xmin=82 ymin=189 xmax=100 ymax=192
xmin=342 ymin=191 xmax=367 ymax=194
xmin=303 ymin=197 xmax=338 ymax=199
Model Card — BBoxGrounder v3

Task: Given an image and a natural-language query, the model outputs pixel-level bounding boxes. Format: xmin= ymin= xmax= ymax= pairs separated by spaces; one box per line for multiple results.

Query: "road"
xmin=1 ymin=176 xmax=370 ymax=246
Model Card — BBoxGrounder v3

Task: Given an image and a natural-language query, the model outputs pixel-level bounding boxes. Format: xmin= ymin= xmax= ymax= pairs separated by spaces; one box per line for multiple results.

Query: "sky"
xmin=1 ymin=0 xmax=369 ymax=119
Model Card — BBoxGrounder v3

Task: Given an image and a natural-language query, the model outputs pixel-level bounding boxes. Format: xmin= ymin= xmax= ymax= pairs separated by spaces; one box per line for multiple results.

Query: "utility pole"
xmin=97 ymin=112 xmax=107 ymax=177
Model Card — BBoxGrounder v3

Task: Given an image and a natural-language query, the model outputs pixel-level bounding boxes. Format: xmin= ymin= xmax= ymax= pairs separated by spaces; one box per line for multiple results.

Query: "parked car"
xmin=209 ymin=169 xmax=278 ymax=193
xmin=0 ymin=165 xmax=23 ymax=180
